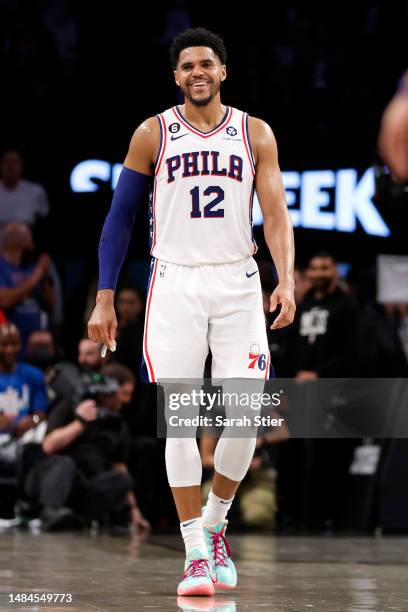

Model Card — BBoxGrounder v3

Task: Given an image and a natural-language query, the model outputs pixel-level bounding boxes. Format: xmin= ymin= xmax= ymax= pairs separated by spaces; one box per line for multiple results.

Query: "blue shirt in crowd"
xmin=0 ymin=363 xmax=48 ymax=432
xmin=0 ymin=256 xmax=47 ymax=352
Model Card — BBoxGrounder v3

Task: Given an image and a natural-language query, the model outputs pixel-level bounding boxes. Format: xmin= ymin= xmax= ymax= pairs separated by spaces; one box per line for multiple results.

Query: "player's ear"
xmin=220 ymin=65 xmax=227 ymax=82
xmin=174 ymin=69 xmax=180 ymax=87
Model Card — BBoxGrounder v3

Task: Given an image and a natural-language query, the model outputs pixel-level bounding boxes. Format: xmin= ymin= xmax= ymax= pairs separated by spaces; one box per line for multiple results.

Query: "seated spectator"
xmin=356 ymin=301 xmax=408 ymax=377
xmin=24 ymin=372 xmax=150 ymax=533
xmin=116 ymin=286 xmax=144 ymax=327
xmin=262 ymin=265 xmax=311 ymax=377
xmin=102 ymin=362 xmax=159 ymax=518
xmin=101 ymin=363 xmax=136 ymax=407
xmin=78 ymin=338 xmax=103 ymax=373
xmin=110 ymin=286 xmax=145 ymax=378
xmin=41 ymin=338 xmax=103 ymax=412
xmin=0 ymin=223 xmax=55 ymax=354
xmin=287 ymin=251 xmax=357 ymax=378
xmin=0 ymin=324 xmax=48 ymax=476
xmin=26 ymin=330 xmax=58 ymax=374
xmin=0 ymin=150 xmax=49 ymax=232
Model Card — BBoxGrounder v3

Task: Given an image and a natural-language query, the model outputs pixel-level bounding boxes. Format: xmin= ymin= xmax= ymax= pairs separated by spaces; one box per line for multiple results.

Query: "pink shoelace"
xmin=182 ymin=558 xmax=212 ymax=580
xmin=210 ymin=531 xmax=231 ymax=567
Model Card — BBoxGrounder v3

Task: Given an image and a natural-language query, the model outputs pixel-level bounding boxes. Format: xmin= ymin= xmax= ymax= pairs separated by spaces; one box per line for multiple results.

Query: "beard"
xmin=313 ymin=277 xmax=333 ymax=292
xmin=181 ymin=81 xmax=221 ymax=107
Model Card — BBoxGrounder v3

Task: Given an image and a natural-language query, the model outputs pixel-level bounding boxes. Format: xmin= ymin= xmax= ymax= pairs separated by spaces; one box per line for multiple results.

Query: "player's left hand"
xmin=270 ymin=284 xmax=295 ymax=329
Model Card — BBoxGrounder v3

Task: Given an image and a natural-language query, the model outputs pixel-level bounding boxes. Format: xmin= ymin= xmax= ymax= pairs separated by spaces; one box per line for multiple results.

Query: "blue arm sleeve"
xmin=98 ymin=166 xmax=150 ymax=290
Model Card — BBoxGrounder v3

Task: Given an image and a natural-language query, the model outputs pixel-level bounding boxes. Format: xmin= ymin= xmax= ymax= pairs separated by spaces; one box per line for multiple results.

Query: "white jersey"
xmin=149 ymin=105 xmax=257 ymax=265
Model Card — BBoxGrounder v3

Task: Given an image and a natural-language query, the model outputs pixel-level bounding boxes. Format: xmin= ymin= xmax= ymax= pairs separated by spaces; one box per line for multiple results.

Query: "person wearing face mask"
xmin=288 ymin=251 xmax=357 ymax=379
xmin=0 ymin=223 xmax=56 ymax=355
xmin=109 ymin=286 xmax=145 ymax=379
xmin=284 ymin=252 xmax=358 ymax=532
xmin=26 ymin=330 xmax=58 ymax=374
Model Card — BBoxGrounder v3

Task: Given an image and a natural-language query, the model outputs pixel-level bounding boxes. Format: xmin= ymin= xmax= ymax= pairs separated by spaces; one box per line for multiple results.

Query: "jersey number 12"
xmin=190 ymin=186 xmax=225 ymax=218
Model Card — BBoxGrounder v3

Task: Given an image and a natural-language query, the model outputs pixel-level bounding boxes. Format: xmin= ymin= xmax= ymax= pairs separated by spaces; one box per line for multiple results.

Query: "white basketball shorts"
xmin=141 ymin=256 xmax=271 ymax=381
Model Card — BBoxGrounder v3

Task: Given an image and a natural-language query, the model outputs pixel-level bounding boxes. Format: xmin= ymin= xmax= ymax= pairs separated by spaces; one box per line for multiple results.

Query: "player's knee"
xmin=214 ymin=436 xmax=257 ymax=482
xmin=165 ymin=437 xmax=202 ymax=487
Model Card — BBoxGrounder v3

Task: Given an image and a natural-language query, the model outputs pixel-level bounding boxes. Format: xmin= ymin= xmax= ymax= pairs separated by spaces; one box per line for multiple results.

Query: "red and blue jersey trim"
xmin=172 ymin=105 xmax=233 ymax=138
xmin=249 ymin=182 xmax=258 ymax=254
xmin=242 ymin=112 xmax=255 ymax=176
xmin=154 ymin=114 xmax=167 ymax=175
xmin=141 ymin=257 xmax=158 ymax=383
xmin=151 ymin=114 xmax=167 ymax=252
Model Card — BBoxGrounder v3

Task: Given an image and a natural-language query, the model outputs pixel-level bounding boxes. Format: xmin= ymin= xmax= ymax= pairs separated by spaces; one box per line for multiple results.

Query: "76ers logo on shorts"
xmin=248 ymin=343 xmax=267 ymax=371
xmin=169 ymin=122 xmax=180 ymax=134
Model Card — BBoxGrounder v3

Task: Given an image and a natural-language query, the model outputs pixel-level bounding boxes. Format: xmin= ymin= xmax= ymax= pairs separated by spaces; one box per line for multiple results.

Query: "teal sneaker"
xmin=203 ymin=521 xmax=237 ymax=590
xmin=177 ymin=548 xmax=215 ymax=596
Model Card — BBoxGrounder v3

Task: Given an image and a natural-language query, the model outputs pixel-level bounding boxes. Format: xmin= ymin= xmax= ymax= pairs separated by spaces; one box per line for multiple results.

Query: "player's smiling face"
xmin=174 ymin=46 xmax=226 ymax=107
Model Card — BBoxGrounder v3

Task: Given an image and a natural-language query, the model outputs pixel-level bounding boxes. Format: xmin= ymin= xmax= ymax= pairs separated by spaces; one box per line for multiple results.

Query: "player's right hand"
xmin=87 ymin=294 xmax=118 ymax=350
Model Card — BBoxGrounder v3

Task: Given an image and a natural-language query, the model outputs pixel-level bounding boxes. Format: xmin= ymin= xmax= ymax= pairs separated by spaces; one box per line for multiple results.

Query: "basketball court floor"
xmin=1 ymin=531 xmax=408 ymax=610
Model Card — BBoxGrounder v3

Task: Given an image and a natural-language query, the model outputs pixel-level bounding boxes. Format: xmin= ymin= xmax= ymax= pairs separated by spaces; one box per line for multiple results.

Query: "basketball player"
xmin=88 ymin=28 xmax=295 ymax=596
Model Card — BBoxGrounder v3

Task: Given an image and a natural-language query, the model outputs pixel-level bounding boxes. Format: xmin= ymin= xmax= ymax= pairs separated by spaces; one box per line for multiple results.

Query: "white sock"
xmin=180 ymin=516 xmax=208 ymax=556
xmin=202 ymin=489 xmax=234 ymax=527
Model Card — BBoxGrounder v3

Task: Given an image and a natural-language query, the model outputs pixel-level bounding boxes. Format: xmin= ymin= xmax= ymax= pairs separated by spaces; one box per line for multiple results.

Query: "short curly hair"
xmin=169 ymin=27 xmax=227 ymax=69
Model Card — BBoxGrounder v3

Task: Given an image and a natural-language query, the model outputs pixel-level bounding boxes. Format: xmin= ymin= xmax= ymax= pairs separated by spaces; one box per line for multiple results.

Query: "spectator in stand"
xmin=26 ymin=330 xmax=58 ymax=374
xmin=101 ymin=363 xmax=135 ymax=407
xmin=264 ymin=266 xmax=312 ymax=376
xmin=78 ymin=338 xmax=103 ymax=373
xmin=26 ymin=330 xmax=60 ymax=415
xmin=0 ymin=150 xmax=49 ymax=232
xmin=116 ymin=286 xmax=144 ymax=325
xmin=347 ymin=267 xmax=408 ymax=377
xmin=285 ymin=252 xmax=358 ymax=530
xmin=0 ymin=324 xmax=48 ymax=476
xmin=0 ymin=223 xmax=55 ymax=354
xmin=102 ymin=362 xmax=159 ymax=519
xmin=39 ymin=338 xmax=103 ymax=414
xmin=110 ymin=286 xmax=145 ymax=378
xmin=288 ymin=252 xmax=357 ymax=378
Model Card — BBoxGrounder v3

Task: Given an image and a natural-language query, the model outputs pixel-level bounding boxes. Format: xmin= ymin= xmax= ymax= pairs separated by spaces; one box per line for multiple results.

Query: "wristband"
xmin=75 ymin=413 xmax=88 ymax=426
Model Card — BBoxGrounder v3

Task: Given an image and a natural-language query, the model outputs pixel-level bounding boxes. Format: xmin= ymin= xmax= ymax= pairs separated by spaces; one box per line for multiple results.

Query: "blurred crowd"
xmin=1 ymin=146 xmax=408 ymax=536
